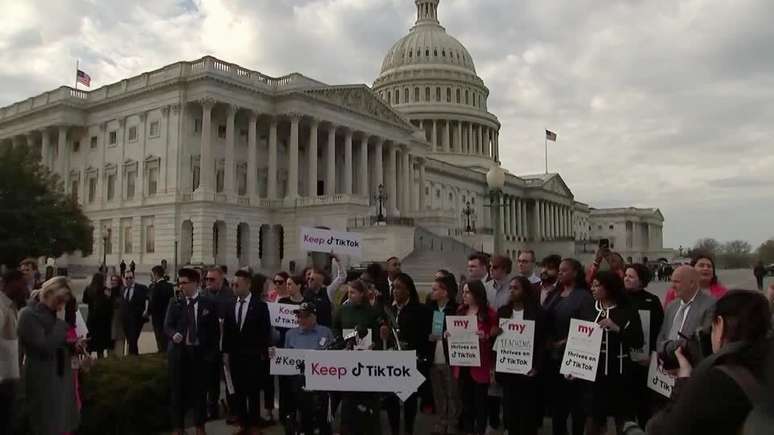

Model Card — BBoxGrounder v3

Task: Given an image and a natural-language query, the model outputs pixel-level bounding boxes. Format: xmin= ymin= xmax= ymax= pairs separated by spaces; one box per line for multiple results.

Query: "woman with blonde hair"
xmin=17 ymin=276 xmax=84 ymax=434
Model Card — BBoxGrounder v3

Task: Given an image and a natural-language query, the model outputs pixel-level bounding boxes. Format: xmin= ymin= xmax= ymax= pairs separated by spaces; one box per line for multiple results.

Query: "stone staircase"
xmin=400 ymin=226 xmax=475 ymax=293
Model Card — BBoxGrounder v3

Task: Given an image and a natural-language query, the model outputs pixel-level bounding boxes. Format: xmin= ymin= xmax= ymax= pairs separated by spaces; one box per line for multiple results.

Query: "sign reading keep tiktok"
xmin=300 ymin=226 xmax=362 ymax=257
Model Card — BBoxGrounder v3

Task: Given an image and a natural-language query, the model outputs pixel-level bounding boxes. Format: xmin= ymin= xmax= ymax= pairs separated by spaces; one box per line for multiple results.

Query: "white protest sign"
xmin=495 ymin=319 xmax=535 ymax=375
xmin=445 ymin=315 xmax=480 ymax=367
xmin=630 ymin=310 xmax=650 ymax=362
xmin=647 ymin=352 xmax=675 ymax=398
xmin=267 ymin=303 xmax=299 ymax=329
xmin=300 ymin=226 xmax=362 ymax=257
xmin=270 ymin=348 xmax=307 ymax=376
xmin=560 ymin=318 xmax=603 ymax=382
xmin=343 ymin=328 xmax=373 ymax=350
xmin=303 ymin=350 xmax=425 ymax=401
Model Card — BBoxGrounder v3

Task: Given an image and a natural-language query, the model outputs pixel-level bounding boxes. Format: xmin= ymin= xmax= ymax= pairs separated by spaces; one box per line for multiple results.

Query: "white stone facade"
xmin=0 ymin=0 xmax=664 ymax=274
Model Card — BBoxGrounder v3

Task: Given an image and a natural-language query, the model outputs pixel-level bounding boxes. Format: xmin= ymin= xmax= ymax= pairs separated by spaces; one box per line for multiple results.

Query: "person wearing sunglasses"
xmin=267 ymin=272 xmax=290 ymax=303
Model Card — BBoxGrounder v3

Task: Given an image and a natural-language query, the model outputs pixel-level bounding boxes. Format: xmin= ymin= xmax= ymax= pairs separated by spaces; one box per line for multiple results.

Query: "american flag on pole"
xmin=76 ymin=69 xmax=91 ymax=87
xmin=545 ymin=129 xmax=557 ymax=141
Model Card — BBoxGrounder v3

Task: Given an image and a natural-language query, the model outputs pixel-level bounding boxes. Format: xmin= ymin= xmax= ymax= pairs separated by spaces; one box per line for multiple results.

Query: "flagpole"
xmin=75 ymin=60 xmax=79 ymax=90
xmin=544 ymin=130 xmax=548 ymax=174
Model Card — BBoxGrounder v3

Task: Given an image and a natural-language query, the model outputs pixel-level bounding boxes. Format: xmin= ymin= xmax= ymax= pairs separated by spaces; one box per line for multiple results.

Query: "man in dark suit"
xmin=204 ymin=266 xmax=236 ymax=420
xmin=223 ymin=269 xmax=272 ymax=434
xmin=165 ymin=268 xmax=220 ymax=435
xmin=149 ymin=265 xmax=174 ymax=353
xmin=120 ymin=270 xmax=149 ymax=355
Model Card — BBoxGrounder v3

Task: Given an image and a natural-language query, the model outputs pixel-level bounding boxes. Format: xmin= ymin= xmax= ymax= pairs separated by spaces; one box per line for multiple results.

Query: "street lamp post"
xmin=101 ymin=235 xmax=108 ymax=273
xmin=462 ymin=201 xmax=476 ymax=234
xmin=486 ymin=164 xmax=506 ymax=256
xmin=373 ymin=184 xmax=388 ymax=224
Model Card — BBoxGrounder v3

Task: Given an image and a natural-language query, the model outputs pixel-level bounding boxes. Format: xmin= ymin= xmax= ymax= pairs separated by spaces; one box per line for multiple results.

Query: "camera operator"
xmin=647 ymin=290 xmax=772 ymax=434
xmin=283 ymin=302 xmax=335 ymax=435
xmin=656 ymin=266 xmax=715 ymax=369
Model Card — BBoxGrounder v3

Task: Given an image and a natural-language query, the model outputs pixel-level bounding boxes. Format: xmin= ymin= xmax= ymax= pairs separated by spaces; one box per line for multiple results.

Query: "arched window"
xmin=436 ymin=87 xmax=441 ymax=101
xmin=387 ymin=91 xmax=391 ymax=104
xmin=425 ymin=87 xmax=430 ymax=101
xmin=446 ymin=88 xmax=451 ymax=102
xmin=434 ymin=49 xmax=438 ymax=57
xmin=404 ymin=87 xmax=409 ymax=103
xmin=442 ymin=50 xmax=446 ymax=57
xmin=394 ymin=89 xmax=400 ymax=104
xmin=414 ymin=87 xmax=420 ymax=102
xmin=465 ymin=90 xmax=469 ymax=105
xmin=408 ymin=50 xmax=412 ymax=58
xmin=455 ymin=89 xmax=461 ymax=103
xmin=426 ymin=49 xmax=430 ymax=57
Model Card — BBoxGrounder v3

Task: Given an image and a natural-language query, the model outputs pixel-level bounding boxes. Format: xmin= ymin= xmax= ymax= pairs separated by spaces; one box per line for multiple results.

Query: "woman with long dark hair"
xmin=494 ymin=275 xmax=547 ymax=435
xmin=108 ymin=274 xmax=125 ymax=356
xmin=83 ymin=273 xmax=113 ymax=358
xmin=588 ymin=271 xmax=644 ymax=435
xmin=648 ymin=290 xmax=771 ymax=434
xmin=452 ymin=280 xmax=497 ymax=435
xmin=544 ymin=258 xmax=595 ymax=435
xmin=663 ymin=254 xmax=727 ymax=306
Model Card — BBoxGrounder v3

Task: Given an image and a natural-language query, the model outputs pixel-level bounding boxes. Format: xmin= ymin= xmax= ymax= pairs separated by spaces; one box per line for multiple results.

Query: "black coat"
xmin=626 ymin=288 xmax=664 ymax=354
xmin=222 ymin=295 xmax=272 ymax=358
xmin=120 ymin=284 xmax=148 ymax=337
xmin=164 ymin=295 xmax=221 ymax=362
xmin=84 ymin=285 xmax=114 ymax=352
xmin=149 ymin=279 xmax=174 ymax=327
xmin=304 ymin=287 xmax=333 ymax=328
xmin=385 ymin=301 xmax=433 ymax=363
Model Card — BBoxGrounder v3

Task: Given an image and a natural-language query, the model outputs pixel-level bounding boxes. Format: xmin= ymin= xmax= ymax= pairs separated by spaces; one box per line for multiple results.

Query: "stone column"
xmin=404 ymin=150 xmax=413 ymax=213
xmin=431 ymin=120 xmax=438 ymax=152
xmin=396 ymin=149 xmax=405 ymax=213
xmin=41 ymin=129 xmax=50 ymax=168
xmin=443 ymin=120 xmax=450 ymax=152
xmin=512 ymin=198 xmax=517 ymax=238
xmin=307 ymin=118 xmax=319 ymax=197
xmin=478 ymin=125 xmax=484 ymax=155
xmin=267 ymin=117 xmax=278 ymax=199
xmin=374 ymin=139 xmax=384 ymax=196
xmin=57 ymin=126 xmax=68 ymax=178
xmin=456 ymin=121 xmax=462 ymax=153
xmin=287 ymin=113 xmax=300 ymax=199
xmin=418 ymin=160 xmax=426 ymax=211
xmin=198 ymin=99 xmax=215 ymax=194
xmin=504 ymin=196 xmax=511 ymax=237
xmin=386 ymin=144 xmax=398 ymax=215
xmin=359 ymin=134 xmax=369 ymax=196
xmin=494 ymin=131 xmax=499 ymax=161
xmin=247 ymin=111 xmax=258 ymax=199
xmin=326 ymin=125 xmax=336 ymax=195
xmin=522 ymin=200 xmax=528 ymax=240
xmin=537 ymin=200 xmax=544 ymax=241
xmin=515 ymin=198 xmax=522 ymax=240
xmin=344 ymin=129 xmax=353 ymax=195
xmin=224 ymin=105 xmax=237 ymax=196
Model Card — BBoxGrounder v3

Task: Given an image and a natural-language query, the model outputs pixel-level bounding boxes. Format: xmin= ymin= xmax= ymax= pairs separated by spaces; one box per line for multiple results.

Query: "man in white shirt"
xmin=516 ymin=250 xmax=541 ymax=285
xmin=385 ymin=256 xmax=402 ymax=303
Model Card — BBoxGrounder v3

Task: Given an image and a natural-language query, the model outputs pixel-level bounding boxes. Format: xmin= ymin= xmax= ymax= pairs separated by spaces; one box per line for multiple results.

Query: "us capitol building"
xmin=0 ymin=0 xmax=669 ymax=275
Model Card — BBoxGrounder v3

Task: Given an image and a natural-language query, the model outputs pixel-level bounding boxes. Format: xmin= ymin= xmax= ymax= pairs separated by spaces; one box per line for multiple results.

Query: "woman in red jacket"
xmin=452 ymin=280 xmax=497 ymax=435
xmin=663 ymin=254 xmax=727 ymax=306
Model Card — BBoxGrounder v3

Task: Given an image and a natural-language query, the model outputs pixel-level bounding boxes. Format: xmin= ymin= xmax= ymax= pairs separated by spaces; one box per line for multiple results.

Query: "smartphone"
xmin=598 ymin=238 xmax=610 ymax=250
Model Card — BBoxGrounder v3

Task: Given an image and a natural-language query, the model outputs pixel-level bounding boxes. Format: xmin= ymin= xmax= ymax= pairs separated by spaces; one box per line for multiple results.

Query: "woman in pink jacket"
xmin=451 ymin=280 xmax=497 ymax=435
xmin=663 ymin=254 xmax=727 ymax=306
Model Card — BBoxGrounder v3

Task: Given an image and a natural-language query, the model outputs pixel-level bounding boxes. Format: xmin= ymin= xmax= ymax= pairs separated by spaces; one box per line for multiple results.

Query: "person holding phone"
xmin=586 ymin=240 xmax=626 ymax=285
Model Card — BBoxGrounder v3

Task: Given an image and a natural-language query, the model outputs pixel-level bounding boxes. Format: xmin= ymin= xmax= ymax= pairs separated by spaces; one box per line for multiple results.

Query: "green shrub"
xmin=79 ymin=353 xmax=171 ymax=435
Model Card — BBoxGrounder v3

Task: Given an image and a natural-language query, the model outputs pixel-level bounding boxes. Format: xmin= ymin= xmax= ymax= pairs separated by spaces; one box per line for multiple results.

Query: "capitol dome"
xmin=373 ymin=0 xmax=501 ymax=169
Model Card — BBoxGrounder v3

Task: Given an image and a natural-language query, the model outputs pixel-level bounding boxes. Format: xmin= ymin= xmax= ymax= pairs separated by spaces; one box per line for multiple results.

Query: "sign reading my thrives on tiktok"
xmin=299 ymin=226 xmax=362 ymax=257
xmin=560 ymin=318 xmax=603 ymax=382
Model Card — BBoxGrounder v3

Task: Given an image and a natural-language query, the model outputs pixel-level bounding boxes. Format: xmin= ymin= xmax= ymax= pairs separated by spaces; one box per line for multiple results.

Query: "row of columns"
xmin=416 ymin=118 xmax=499 ymax=160
xmin=195 ymin=99 xmax=426 ymax=215
xmin=533 ymin=200 xmax=573 ymax=241
xmin=502 ymin=195 xmax=530 ymax=241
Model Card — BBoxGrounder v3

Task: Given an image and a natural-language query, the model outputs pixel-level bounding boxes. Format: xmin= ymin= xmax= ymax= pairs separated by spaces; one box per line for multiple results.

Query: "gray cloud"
xmin=0 ymin=0 xmax=772 ymax=248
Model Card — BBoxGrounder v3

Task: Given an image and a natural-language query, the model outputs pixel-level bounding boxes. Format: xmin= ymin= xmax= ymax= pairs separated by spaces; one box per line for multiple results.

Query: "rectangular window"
xmin=88 ymin=178 xmax=97 ymax=203
xmin=148 ymin=167 xmax=158 ymax=195
xmin=107 ymin=174 xmax=116 ymax=200
xmin=73 ymin=141 xmax=80 ymax=153
xmin=145 ymin=225 xmax=155 ymax=253
xmin=126 ymin=171 xmax=136 ymax=200
xmin=425 ymin=87 xmax=430 ymax=101
xmin=194 ymin=119 xmax=202 ymax=133
xmin=218 ymin=125 xmax=226 ymax=138
xmin=149 ymin=121 xmax=160 ymax=138
xmin=124 ymin=226 xmax=133 ymax=254
xmin=90 ymin=136 xmax=98 ymax=148
xmin=105 ymin=227 xmax=113 ymax=254
xmin=192 ymin=165 xmax=200 ymax=190
xmin=128 ymin=126 xmax=138 ymax=142
xmin=109 ymin=131 xmax=117 ymax=145
xmin=436 ymin=87 xmax=441 ymax=102
xmin=216 ymin=168 xmax=224 ymax=193
xmin=238 ymin=168 xmax=247 ymax=195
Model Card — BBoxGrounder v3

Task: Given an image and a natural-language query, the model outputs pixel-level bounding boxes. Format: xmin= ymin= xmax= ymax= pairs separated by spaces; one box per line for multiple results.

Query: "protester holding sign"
xmin=453 ymin=280 xmax=497 ymax=435
xmin=381 ymin=273 xmax=433 ymax=435
xmin=623 ymin=263 xmax=664 ymax=426
xmin=544 ymin=258 xmax=595 ymax=435
xmin=588 ymin=271 xmax=644 ymax=435
xmin=333 ymin=280 xmax=382 ymax=345
xmin=427 ymin=275 xmax=460 ymax=435
xmin=494 ymin=275 xmax=547 ymax=435
xmin=276 ymin=274 xmax=307 ymax=423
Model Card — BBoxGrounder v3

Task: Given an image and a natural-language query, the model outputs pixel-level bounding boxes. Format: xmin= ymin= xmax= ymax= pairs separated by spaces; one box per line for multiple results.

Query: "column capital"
xmin=344 ymin=128 xmax=353 ymax=139
xmin=246 ymin=109 xmax=258 ymax=122
xmin=171 ymin=103 xmax=182 ymax=114
xmin=199 ymin=97 xmax=217 ymax=110
xmin=225 ymin=104 xmax=239 ymax=117
xmin=161 ymin=105 xmax=170 ymax=116
xmin=308 ymin=117 xmax=320 ymax=127
xmin=269 ymin=117 xmax=279 ymax=127
xmin=359 ymin=133 xmax=371 ymax=143
xmin=284 ymin=112 xmax=303 ymax=121
xmin=118 ymin=118 xmax=126 ymax=128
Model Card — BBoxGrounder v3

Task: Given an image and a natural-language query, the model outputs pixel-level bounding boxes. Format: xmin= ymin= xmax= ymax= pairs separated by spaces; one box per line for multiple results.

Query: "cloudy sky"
xmin=1 ymin=0 xmax=772 ymax=249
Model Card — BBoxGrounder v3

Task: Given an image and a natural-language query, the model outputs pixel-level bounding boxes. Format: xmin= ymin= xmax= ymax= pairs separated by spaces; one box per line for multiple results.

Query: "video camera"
xmin=659 ymin=327 xmax=713 ymax=370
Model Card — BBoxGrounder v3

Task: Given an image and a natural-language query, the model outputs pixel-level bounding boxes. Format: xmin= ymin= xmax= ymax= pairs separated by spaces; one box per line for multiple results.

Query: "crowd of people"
xmin=0 ymin=249 xmax=773 ymax=435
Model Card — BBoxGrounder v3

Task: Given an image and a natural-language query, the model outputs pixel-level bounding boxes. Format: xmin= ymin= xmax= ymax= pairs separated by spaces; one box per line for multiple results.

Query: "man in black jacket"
xmin=204 ymin=266 xmax=236 ymax=419
xmin=120 ymin=271 xmax=149 ymax=355
xmin=150 ymin=265 xmax=175 ymax=353
xmin=380 ymin=272 xmax=432 ymax=435
xmin=165 ymin=268 xmax=221 ymax=435
xmin=223 ymin=269 xmax=272 ymax=434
